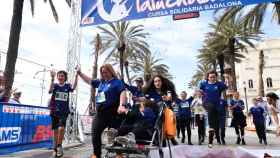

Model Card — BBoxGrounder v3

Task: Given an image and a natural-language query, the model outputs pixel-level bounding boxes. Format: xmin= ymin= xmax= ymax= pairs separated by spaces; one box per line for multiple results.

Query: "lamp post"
xmin=33 ymin=67 xmax=47 ymax=106
xmin=243 ymin=81 xmax=249 ymax=115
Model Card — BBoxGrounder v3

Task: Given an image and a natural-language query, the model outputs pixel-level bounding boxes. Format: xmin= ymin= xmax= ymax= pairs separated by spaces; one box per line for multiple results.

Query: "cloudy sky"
xmin=0 ymin=1 xmax=280 ymax=113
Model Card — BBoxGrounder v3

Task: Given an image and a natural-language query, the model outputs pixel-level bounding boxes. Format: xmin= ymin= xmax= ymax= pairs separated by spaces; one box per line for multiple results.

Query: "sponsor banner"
xmin=81 ymin=0 xmax=280 ymax=26
xmin=0 ymin=103 xmax=52 ymax=155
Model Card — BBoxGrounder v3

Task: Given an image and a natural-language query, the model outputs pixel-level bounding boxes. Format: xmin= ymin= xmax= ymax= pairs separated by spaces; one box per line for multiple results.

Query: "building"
xmin=236 ymin=38 xmax=280 ymax=108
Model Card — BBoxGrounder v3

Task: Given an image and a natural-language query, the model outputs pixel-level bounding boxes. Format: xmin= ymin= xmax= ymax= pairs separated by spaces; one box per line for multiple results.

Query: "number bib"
xmin=55 ymin=92 xmax=68 ymax=101
xmin=96 ymin=92 xmax=106 ymax=103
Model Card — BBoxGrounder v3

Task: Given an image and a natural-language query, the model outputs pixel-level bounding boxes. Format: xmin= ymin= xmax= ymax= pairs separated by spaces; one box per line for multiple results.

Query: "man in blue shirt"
xmin=249 ymin=98 xmax=267 ymax=145
xmin=199 ymin=70 xmax=227 ymax=148
xmin=177 ymin=91 xmax=193 ymax=145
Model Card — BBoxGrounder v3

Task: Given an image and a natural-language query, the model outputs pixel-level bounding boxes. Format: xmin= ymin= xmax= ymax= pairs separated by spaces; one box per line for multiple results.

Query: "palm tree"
xmin=97 ymin=21 xmax=150 ymax=80
xmin=216 ymin=2 xmax=280 ymax=31
xmin=4 ymin=0 xmax=70 ymax=100
xmin=87 ymin=34 xmax=102 ymax=115
xmin=205 ymin=16 xmax=262 ymax=90
xmin=189 ymin=63 xmax=212 ymax=88
xmin=258 ymin=50 xmax=265 ymax=97
xmin=132 ymin=52 xmax=172 ymax=82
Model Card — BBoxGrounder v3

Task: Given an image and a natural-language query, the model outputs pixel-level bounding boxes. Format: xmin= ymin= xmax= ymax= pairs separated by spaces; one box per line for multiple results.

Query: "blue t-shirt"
xmin=91 ymin=78 xmax=125 ymax=110
xmin=140 ymin=107 xmax=156 ymax=127
xmin=199 ymin=80 xmax=227 ymax=105
xmin=250 ymin=106 xmax=265 ymax=125
xmin=230 ymin=99 xmax=245 ymax=114
xmin=178 ymin=98 xmax=193 ymax=118
xmin=51 ymin=83 xmax=73 ymax=116
xmin=219 ymin=99 xmax=228 ymax=117
xmin=172 ymin=101 xmax=180 ymax=118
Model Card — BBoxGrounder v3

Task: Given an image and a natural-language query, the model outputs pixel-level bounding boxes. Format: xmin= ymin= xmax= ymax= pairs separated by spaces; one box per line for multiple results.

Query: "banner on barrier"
xmin=81 ymin=0 xmax=280 ymax=26
xmin=0 ymin=103 xmax=52 ymax=155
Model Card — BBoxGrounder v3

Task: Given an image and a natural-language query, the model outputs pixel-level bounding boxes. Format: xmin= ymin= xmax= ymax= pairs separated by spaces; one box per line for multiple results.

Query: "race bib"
xmin=181 ymin=103 xmax=190 ymax=108
xmin=96 ymin=92 xmax=106 ymax=103
xmin=55 ymin=92 xmax=68 ymax=101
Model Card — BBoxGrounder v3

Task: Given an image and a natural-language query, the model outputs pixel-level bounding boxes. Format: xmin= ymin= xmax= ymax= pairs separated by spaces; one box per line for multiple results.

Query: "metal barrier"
xmin=0 ymin=103 xmax=52 ymax=155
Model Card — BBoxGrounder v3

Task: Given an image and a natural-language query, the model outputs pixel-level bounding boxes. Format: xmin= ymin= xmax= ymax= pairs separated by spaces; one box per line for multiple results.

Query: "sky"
xmin=0 ymin=1 xmax=280 ymax=113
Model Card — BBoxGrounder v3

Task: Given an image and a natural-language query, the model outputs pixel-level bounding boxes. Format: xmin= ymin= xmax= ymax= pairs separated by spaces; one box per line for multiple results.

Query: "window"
xmin=266 ymin=77 xmax=273 ymax=88
xmin=248 ymin=79 xmax=254 ymax=88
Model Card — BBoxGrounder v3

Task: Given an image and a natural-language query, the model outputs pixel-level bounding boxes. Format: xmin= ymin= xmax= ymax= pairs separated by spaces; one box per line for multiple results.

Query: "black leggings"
xmin=234 ymin=126 xmax=245 ymax=137
xmin=179 ymin=118 xmax=192 ymax=141
xmin=255 ymin=123 xmax=266 ymax=141
xmin=206 ymin=103 xmax=219 ymax=130
xmin=92 ymin=109 xmax=120 ymax=158
xmin=117 ymin=121 xmax=153 ymax=141
xmin=195 ymin=115 xmax=205 ymax=139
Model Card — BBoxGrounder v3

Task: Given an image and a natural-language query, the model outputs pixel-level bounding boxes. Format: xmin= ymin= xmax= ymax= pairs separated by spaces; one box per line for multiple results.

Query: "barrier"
xmin=0 ymin=103 xmax=53 ymax=155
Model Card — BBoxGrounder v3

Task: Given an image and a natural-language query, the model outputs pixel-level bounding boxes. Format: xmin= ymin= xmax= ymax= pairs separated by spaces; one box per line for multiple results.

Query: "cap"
xmin=135 ymin=77 xmax=143 ymax=82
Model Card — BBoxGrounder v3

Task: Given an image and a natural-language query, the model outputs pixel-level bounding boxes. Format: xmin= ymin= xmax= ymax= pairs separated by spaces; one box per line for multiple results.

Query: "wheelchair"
xmin=103 ymin=102 xmax=173 ymax=158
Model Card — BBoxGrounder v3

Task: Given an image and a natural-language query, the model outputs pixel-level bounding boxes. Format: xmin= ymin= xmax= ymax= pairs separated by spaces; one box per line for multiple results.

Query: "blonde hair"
xmin=100 ymin=64 xmax=117 ymax=80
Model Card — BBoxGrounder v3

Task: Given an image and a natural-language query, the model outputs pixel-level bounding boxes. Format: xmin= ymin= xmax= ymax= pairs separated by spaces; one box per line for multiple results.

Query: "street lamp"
xmin=33 ymin=67 xmax=48 ymax=106
xmin=243 ymin=81 xmax=249 ymax=115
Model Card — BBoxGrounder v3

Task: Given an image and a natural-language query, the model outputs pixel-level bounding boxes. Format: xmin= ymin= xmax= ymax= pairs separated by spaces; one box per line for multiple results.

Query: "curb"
xmin=0 ymin=142 xmax=84 ymax=158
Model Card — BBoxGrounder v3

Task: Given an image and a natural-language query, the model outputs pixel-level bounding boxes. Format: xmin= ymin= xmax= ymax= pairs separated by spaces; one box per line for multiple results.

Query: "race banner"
xmin=0 ymin=103 xmax=52 ymax=155
xmin=81 ymin=0 xmax=280 ymax=26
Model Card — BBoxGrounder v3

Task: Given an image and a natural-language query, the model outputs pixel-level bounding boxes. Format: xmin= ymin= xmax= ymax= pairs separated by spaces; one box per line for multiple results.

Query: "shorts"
xmin=51 ymin=115 xmax=68 ymax=130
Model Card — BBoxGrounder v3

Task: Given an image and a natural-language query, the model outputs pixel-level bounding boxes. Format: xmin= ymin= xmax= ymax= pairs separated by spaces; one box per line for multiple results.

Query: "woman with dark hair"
xmin=199 ymin=70 xmax=227 ymax=148
xmin=143 ymin=74 xmax=178 ymax=145
xmin=77 ymin=64 xmax=127 ymax=158
xmin=266 ymin=92 xmax=280 ymax=136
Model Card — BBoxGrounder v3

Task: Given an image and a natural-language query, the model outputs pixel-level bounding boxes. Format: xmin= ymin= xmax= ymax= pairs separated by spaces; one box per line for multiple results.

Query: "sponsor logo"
xmin=0 ymin=127 xmax=21 ymax=144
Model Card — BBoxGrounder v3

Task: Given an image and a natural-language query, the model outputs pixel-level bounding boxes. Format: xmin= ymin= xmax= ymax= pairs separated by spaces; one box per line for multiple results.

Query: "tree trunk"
xmin=229 ymin=38 xmax=237 ymax=91
xmin=118 ymin=43 xmax=125 ymax=80
xmin=258 ymin=50 xmax=265 ymax=97
xmin=89 ymin=34 xmax=101 ymax=115
xmin=124 ymin=61 xmax=131 ymax=85
xmin=217 ymin=54 xmax=225 ymax=81
xmin=4 ymin=0 xmax=24 ymax=100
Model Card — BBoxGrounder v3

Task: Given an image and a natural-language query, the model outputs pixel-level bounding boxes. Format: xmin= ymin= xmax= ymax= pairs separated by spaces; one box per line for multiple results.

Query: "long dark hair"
xmin=266 ymin=92 xmax=279 ymax=101
xmin=143 ymin=74 xmax=177 ymax=98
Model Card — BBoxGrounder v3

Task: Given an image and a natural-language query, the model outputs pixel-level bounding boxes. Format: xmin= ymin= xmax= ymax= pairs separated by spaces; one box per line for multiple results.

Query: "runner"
xmin=191 ymin=89 xmax=206 ymax=145
xmin=48 ymin=70 xmax=78 ymax=157
xmin=77 ymin=64 xmax=126 ymax=158
xmin=249 ymin=98 xmax=267 ymax=145
xmin=199 ymin=70 xmax=227 ymax=148
xmin=229 ymin=92 xmax=247 ymax=145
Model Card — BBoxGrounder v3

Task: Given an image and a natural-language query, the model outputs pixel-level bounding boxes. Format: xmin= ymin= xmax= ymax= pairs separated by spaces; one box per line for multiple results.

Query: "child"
xmin=177 ymin=91 xmax=193 ymax=145
xmin=191 ymin=90 xmax=206 ymax=145
xmin=249 ymin=98 xmax=267 ymax=145
xmin=229 ymin=92 xmax=247 ymax=145
xmin=48 ymin=70 xmax=78 ymax=157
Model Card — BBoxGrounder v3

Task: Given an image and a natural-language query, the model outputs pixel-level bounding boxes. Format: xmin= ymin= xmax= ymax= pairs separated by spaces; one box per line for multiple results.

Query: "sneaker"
xmin=107 ymin=128 xmax=118 ymax=145
xmin=52 ymin=149 xmax=57 ymax=158
xmin=241 ymin=138 xmax=246 ymax=145
xmin=221 ymin=139 xmax=226 ymax=145
xmin=56 ymin=145 xmax=63 ymax=157
xmin=208 ymin=143 xmax=213 ymax=148
xmin=115 ymin=132 xmax=136 ymax=147
xmin=181 ymin=137 xmax=185 ymax=143
xmin=264 ymin=139 xmax=268 ymax=145
xmin=188 ymin=142 xmax=193 ymax=145
xmin=236 ymin=137 xmax=241 ymax=145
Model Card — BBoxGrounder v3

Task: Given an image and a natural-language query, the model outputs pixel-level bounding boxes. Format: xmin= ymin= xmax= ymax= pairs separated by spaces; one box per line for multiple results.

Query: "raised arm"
xmin=77 ymin=66 xmax=92 ymax=85
xmin=71 ymin=73 xmax=78 ymax=90
xmin=48 ymin=70 xmax=56 ymax=94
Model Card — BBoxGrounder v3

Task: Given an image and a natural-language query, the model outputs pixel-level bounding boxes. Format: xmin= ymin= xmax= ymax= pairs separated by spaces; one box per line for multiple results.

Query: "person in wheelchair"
xmin=115 ymin=99 xmax=158 ymax=147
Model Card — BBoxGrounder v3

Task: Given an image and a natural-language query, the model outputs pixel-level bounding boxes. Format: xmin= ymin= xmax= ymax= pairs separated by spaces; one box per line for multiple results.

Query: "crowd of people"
xmin=1 ymin=63 xmax=276 ymax=158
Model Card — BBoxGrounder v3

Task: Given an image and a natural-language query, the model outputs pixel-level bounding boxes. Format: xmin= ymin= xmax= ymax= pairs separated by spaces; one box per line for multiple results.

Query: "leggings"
xmin=92 ymin=108 xmax=120 ymax=158
xmin=255 ymin=122 xmax=267 ymax=141
xmin=195 ymin=115 xmax=205 ymax=139
xmin=179 ymin=118 xmax=192 ymax=142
